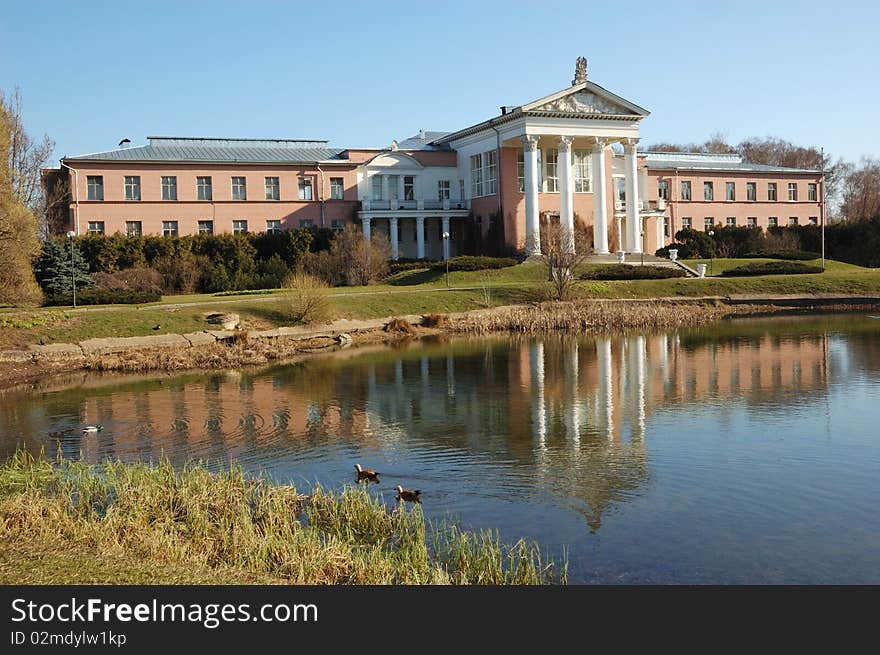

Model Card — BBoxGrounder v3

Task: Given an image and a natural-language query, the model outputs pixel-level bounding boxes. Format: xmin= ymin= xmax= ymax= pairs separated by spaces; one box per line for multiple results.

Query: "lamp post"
xmin=707 ymin=228 xmax=715 ymax=276
xmin=66 ymin=230 xmax=77 ymax=308
xmin=442 ymin=231 xmax=450 ymax=288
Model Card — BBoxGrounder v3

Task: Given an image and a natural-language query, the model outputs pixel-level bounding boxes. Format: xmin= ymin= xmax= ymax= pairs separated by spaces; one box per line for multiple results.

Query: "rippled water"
xmin=2 ymin=314 xmax=879 ymax=583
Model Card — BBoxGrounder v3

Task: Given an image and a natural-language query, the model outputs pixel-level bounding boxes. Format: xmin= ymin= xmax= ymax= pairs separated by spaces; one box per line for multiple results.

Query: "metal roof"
xmin=64 ymin=137 xmax=348 ymax=164
xmin=641 ymin=151 xmax=820 ymax=174
xmin=396 ymin=131 xmax=453 ymax=151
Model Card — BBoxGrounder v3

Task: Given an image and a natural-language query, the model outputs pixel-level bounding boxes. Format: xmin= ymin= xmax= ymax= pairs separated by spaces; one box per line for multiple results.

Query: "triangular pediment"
xmin=522 ymin=81 xmax=649 ymax=118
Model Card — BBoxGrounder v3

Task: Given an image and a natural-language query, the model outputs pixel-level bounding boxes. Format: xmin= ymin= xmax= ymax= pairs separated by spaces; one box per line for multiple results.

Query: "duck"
xmin=152 ymin=324 xmax=161 ymax=331
xmin=354 ymin=463 xmax=380 ymax=483
xmin=395 ymin=485 xmax=421 ymax=504
xmin=82 ymin=424 xmax=103 ymax=434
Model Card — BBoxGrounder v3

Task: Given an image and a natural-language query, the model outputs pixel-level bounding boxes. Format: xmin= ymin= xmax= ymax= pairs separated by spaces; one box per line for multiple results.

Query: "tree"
xmin=34 ymin=238 xmax=94 ymax=296
xmin=838 ymin=158 xmax=880 ymax=222
xmin=327 ymin=225 xmax=390 ymax=286
xmin=0 ymin=90 xmax=43 ymax=306
xmin=538 ymin=221 xmax=593 ymax=300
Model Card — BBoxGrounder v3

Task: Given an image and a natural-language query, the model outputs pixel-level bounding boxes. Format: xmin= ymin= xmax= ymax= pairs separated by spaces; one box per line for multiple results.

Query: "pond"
xmin=2 ymin=314 xmax=879 ymax=583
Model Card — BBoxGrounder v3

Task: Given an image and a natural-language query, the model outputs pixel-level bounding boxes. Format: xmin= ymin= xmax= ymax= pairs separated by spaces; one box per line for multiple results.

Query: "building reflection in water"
xmin=0 ymin=322 xmax=834 ymax=534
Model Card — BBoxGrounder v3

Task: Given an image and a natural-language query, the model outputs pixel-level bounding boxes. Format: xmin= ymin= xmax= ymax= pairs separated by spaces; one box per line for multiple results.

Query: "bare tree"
xmin=538 ymin=221 xmax=593 ymax=300
xmin=3 ymin=89 xmax=54 ymax=210
xmin=839 ymin=158 xmax=880 ymax=222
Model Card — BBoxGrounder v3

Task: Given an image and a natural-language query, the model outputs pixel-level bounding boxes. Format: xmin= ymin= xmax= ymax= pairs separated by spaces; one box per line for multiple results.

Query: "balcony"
xmin=361 ymin=198 xmax=470 ymax=212
xmin=613 ymin=199 xmax=666 ymax=213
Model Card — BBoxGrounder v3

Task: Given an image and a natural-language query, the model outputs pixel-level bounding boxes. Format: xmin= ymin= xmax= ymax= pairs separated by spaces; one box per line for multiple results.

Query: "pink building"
xmin=49 ymin=57 xmax=824 ymax=258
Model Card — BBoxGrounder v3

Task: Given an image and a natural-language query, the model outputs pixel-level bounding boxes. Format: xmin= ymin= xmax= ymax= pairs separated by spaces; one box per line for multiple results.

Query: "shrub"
xmin=743 ymin=249 xmax=821 ymax=261
xmin=580 ymin=264 xmax=687 ymax=280
xmin=44 ymin=288 xmax=161 ymax=306
xmin=428 ymin=256 xmax=518 ymax=272
xmin=656 ymin=243 xmax=696 ymax=259
xmin=721 ymin=261 xmax=824 ymax=277
xmin=389 ymin=259 xmax=431 ymax=273
xmin=153 ymin=252 xmax=208 ymax=293
xmin=34 ymin=239 xmax=94 ymax=296
xmin=384 ymin=318 xmax=416 ymax=335
xmin=92 ymin=267 xmax=164 ymax=294
xmin=421 ymin=313 xmax=446 ymax=327
xmin=301 ymin=250 xmax=340 ymax=286
xmin=282 ymin=272 xmax=335 ymax=324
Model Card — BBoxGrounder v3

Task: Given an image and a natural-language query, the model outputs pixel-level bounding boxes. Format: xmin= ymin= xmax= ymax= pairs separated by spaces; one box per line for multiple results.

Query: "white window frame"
xmin=808 ymin=216 xmax=818 ymax=225
xmin=657 ymin=179 xmax=668 ymax=200
xmin=125 ymin=220 xmax=142 ymax=236
xmin=517 ymin=150 xmax=525 ymax=193
xmin=233 ymin=219 xmax=248 ymax=234
xmin=788 ymin=216 xmax=798 ymax=226
xmin=747 ymin=217 xmax=758 ymax=228
xmin=681 ymin=180 xmax=692 ymax=201
xmin=404 ymin=175 xmax=415 ymax=201
xmin=87 ymin=175 xmax=103 ymax=201
xmin=197 ymin=220 xmax=214 ymax=234
xmin=703 ymin=181 xmax=714 ymax=201
xmin=298 ymin=177 xmax=313 ymax=201
xmin=746 ymin=182 xmax=757 ymax=201
xmin=544 ymin=148 xmax=559 ymax=193
xmin=266 ymin=219 xmax=282 ymax=234
xmin=197 ymin=176 xmax=212 ymax=200
xmin=438 ymin=180 xmax=450 ymax=201
xmin=681 ymin=217 xmax=692 ymax=229
xmin=470 ymin=153 xmax=483 ymax=197
xmin=124 ymin=175 xmax=141 ymax=201
xmin=331 ymin=219 xmax=345 ymax=232
xmin=162 ymin=220 xmax=178 ymax=236
xmin=726 ymin=217 xmax=736 ymax=227
xmin=231 ymin=177 xmax=247 ymax=200
xmin=161 ymin=176 xmax=177 ymax=201
xmin=87 ymin=220 xmax=105 ymax=234
xmin=768 ymin=182 xmax=777 ymax=201
xmin=330 ymin=177 xmax=344 ymax=200
xmin=788 ymin=183 xmax=798 ymax=201
xmin=574 ymin=150 xmax=592 ymax=193
xmin=486 ymin=150 xmax=497 ymax=195
xmin=725 ymin=182 xmax=735 ymax=201
xmin=299 ymin=219 xmax=314 ymax=228
xmin=704 ymin=217 xmax=714 ymax=231
xmin=371 ymin=175 xmax=383 ymax=200
xmin=768 ymin=216 xmax=778 ymax=227
xmin=808 ymin=183 xmax=818 ymax=201
xmin=265 ymin=176 xmax=280 ymax=201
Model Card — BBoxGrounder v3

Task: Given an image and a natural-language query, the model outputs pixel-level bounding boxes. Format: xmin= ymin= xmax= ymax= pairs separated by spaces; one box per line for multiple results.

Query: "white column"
xmin=591 ymin=139 xmax=609 ymax=254
xmin=389 ymin=217 xmax=399 ymax=260
xmin=565 ymin=341 xmax=580 ymax=445
xmin=530 ymin=341 xmax=547 ymax=448
xmin=416 ymin=215 xmax=425 ymax=259
xmin=522 ymin=135 xmax=541 ymax=255
xmin=381 ymin=175 xmax=389 ymax=204
xmin=558 ymin=136 xmax=575 ymax=253
xmin=624 ymin=139 xmax=642 ymax=253
xmin=597 ymin=337 xmax=613 ymax=441
xmin=656 ymin=215 xmax=665 ymax=251
xmin=362 ymin=216 xmax=371 ymax=241
xmin=441 ymin=215 xmax=450 ymax=258
xmin=633 ymin=335 xmax=646 ymax=439
xmin=397 ymin=176 xmax=405 ymax=205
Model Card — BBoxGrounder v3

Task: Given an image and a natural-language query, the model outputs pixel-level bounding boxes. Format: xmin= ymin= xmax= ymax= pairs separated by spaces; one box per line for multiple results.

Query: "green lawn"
xmin=2 ymin=259 xmax=878 ymax=349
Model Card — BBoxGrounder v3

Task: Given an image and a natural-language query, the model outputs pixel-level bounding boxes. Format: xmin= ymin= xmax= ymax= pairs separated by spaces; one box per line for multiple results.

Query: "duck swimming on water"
xmin=395 ymin=485 xmax=421 ymax=504
xmin=354 ymin=463 xmax=380 ymax=483
xmin=82 ymin=424 xmax=103 ymax=433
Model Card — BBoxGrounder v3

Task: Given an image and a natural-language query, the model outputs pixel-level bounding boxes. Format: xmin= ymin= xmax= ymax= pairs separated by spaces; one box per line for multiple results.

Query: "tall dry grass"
xmin=283 ymin=271 xmax=336 ymax=325
xmin=0 ymin=452 xmax=565 ymax=585
xmin=448 ymin=300 xmax=728 ymax=335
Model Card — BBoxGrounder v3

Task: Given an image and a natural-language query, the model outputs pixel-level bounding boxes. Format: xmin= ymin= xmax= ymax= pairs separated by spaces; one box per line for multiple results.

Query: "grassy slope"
xmin=1 ymin=259 xmax=878 ymax=349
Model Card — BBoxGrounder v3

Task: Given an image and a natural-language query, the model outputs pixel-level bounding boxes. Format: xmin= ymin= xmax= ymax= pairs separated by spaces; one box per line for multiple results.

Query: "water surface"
xmin=2 ymin=314 xmax=879 ymax=583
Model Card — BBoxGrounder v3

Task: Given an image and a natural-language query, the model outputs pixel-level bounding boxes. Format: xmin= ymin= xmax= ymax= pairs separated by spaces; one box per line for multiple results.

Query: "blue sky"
xmin=1 ymin=0 xmax=878 ymax=164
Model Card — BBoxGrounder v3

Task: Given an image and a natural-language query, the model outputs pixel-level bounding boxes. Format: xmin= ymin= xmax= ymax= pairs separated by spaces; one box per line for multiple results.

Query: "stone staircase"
xmin=585 ymin=253 xmax=701 ymax=277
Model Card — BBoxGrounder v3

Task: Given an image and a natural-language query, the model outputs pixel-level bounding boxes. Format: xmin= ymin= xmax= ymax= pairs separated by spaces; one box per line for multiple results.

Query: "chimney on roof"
xmin=419 ymin=128 xmax=426 ymax=140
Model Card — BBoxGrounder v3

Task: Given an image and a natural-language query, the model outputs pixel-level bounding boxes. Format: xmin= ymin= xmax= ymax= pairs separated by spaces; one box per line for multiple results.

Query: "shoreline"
xmin=2 ymin=294 xmax=879 ymax=393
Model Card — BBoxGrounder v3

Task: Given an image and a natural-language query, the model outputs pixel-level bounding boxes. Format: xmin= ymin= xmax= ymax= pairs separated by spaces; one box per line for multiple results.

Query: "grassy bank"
xmin=1 ymin=258 xmax=878 ymax=349
xmin=0 ymin=452 xmax=565 ymax=585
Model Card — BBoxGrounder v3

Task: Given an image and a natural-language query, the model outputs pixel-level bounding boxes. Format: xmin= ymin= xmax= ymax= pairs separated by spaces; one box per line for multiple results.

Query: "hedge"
xmin=743 ymin=250 xmax=821 ymax=261
xmin=580 ymin=264 xmax=687 ymax=280
xmin=721 ymin=262 xmax=824 ymax=277
xmin=44 ymin=288 xmax=162 ymax=306
xmin=429 ymin=256 xmax=518 ymax=272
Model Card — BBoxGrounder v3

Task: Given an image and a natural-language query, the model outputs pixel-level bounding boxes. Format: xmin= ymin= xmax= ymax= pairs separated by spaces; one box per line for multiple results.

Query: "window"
xmin=808 ymin=216 xmax=818 ymax=225
xmin=704 ymin=217 xmax=714 ymax=231
xmin=233 ymin=220 xmax=248 ymax=234
xmin=703 ymin=181 xmax=714 ymax=201
xmin=486 ymin=151 xmax=497 ymax=195
xmin=574 ymin=150 xmax=592 ymax=192
xmin=747 ymin=217 xmax=757 ymax=228
xmin=788 ymin=183 xmax=798 ymax=201
xmin=726 ymin=217 xmax=736 ymax=226
xmin=544 ymin=148 xmax=559 ymax=193
xmin=470 ymin=154 xmax=483 ymax=197
xmin=768 ymin=217 xmax=778 ymax=227
xmin=459 ymin=179 xmax=465 ymax=202
xmin=808 ymin=183 xmax=818 ymax=201
xmin=266 ymin=219 xmax=281 ymax=234
xmin=196 ymin=175 xmax=214 ymax=200
xmin=125 ymin=220 xmax=142 ymax=236
xmin=231 ymin=177 xmax=247 ymax=200
xmin=768 ymin=182 xmax=777 ymax=201
xmin=298 ymin=178 xmax=313 ymax=200
xmin=682 ymin=217 xmax=692 ymax=229
xmin=197 ymin=176 xmax=212 ymax=200
xmin=265 ymin=177 xmax=280 ymax=200
xmin=387 ymin=175 xmax=399 ymax=202
xmin=726 ymin=182 xmax=735 ymax=201
xmin=331 ymin=219 xmax=345 ymax=232
xmin=371 ymin=176 xmax=383 ymax=200
xmin=746 ymin=182 xmax=757 ymax=201
xmin=517 ymin=150 xmax=525 ymax=193
xmin=299 ymin=219 xmax=314 ymax=228
xmin=657 ymin=180 xmax=668 ymax=200
xmin=404 ymin=175 xmax=415 ymax=201
xmin=788 ymin=216 xmax=798 ymax=226
xmin=86 ymin=175 xmax=103 ymax=201
xmin=435 ymin=180 xmax=450 ymax=202
xmin=124 ymin=175 xmax=141 ymax=200
xmin=161 ymin=176 xmax=177 ymax=201
xmin=330 ymin=177 xmax=344 ymax=200
xmin=162 ymin=220 xmax=178 ymax=236
xmin=681 ymin=180 xmax=692 ymax=200
xmin=87 ymin=221 xmax=105 ymax=234
xmin=197 ymin=220 xmax=213 ymax=234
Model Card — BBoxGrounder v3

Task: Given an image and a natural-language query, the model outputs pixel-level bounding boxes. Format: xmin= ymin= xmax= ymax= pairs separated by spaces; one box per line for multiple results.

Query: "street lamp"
xmin=707 ymin=228 xmax=715 ymax=276
xmin=66 ymin=230 xmax=77 ymax=308
xmin=442 ymin=231 xmax=450 ymax=288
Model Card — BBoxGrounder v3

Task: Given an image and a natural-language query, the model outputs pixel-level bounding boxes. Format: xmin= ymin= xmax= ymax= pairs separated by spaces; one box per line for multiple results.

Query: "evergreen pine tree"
xmin=34 ymin=238 xmax=94 ymax=296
